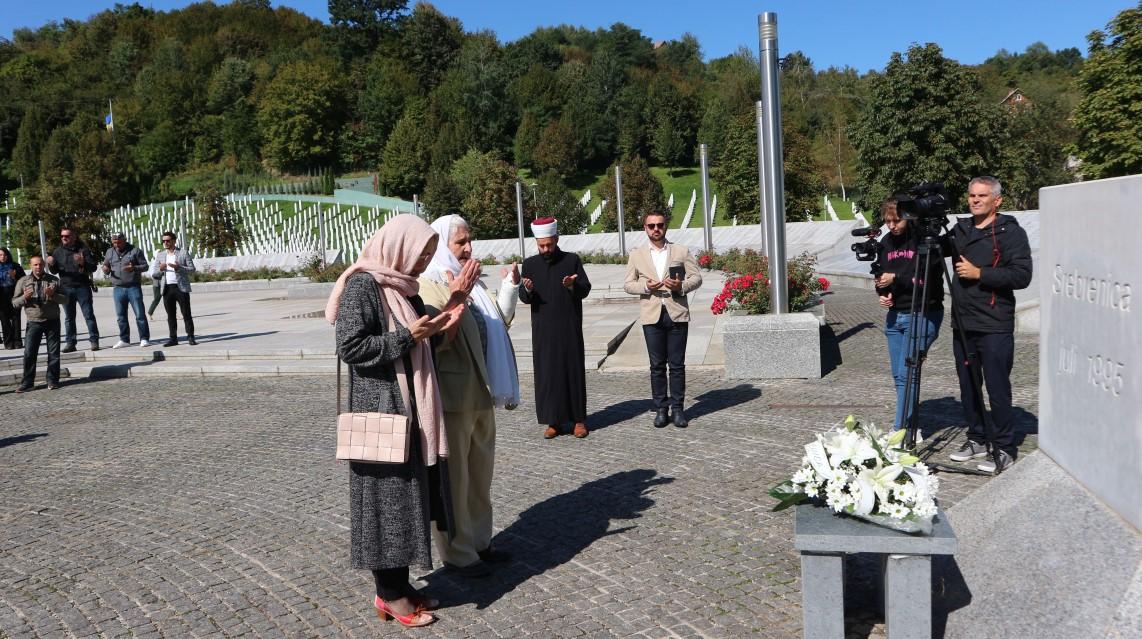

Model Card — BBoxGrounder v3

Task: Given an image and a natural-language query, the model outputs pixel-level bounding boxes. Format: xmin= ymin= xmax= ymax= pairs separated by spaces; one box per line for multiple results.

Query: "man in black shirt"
xmin=944 ymin=177 xmax=1032 ymax=473
xmin=47 ymin=227 xmax=101 ymax=351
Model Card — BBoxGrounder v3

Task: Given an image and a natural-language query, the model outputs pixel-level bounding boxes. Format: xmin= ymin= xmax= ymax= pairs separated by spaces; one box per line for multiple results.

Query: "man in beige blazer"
xmin=623 ymin=211 xmax=702 ymax=428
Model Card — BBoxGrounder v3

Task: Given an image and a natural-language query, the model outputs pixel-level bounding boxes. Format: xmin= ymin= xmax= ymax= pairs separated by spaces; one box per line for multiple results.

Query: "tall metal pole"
xmin=317 ymin=204 xmax=327 ymax=268
xmin=699 ymin=143 xmax=713 ymax=252
xmin=614 ymin=165 xmax=627 ymax=257
xmin=759 ymin=12 xmax=788 ymax=314
xmin=38 ymin=220 xmax=48 ymax=262
xmin=755 ymin=101 xmax=769 ymax=255
xmin=515 ymin=181 xmax=526 ymax=258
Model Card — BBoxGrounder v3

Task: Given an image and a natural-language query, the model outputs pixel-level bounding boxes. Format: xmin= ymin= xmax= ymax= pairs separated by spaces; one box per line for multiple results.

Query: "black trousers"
xmin=162 ymin=286 xmax=194 ymax=340
xmin=952 ymin=330 xmax=1016 ymax=456
xmin=372 ymin=566 xmax=410 ymax=601
xmin=0 ymin=285 xmax=20 ymax=348
xmin=643 ymin=306 xmax=688 ymax=411
xmin=22 ymin=318 xmax=60 ymax=388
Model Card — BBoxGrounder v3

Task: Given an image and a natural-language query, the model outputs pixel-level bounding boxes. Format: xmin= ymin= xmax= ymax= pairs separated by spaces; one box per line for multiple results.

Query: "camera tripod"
xmin=896 ymin=231 xmax=1004 ymax=476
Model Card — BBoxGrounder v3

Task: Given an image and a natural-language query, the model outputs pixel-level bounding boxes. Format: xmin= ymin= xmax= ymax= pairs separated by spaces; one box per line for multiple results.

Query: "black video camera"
xmin=895 ymin=182 xmax=953 ymax=238
xmin=850 ymin=227 xmax=881 ymax=263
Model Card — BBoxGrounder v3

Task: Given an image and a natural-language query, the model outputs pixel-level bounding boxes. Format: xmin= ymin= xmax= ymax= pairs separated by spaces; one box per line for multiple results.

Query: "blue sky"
xmin=2 ymin=1 xmax=1131 ymax=73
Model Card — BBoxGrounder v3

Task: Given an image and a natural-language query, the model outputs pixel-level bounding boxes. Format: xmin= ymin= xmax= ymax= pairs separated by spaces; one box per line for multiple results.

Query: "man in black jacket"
xmin=944 ymin=176 xmax=1032 ymax=473
xmin=48 ymin=227 xmax=101 ymax=352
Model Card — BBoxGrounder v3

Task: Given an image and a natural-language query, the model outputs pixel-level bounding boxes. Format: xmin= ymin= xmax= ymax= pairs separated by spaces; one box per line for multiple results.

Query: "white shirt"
xmin=648 ymin=243 xmax=670 ymax=304
xmin=165 ymin=252 xmax=179 ymax=285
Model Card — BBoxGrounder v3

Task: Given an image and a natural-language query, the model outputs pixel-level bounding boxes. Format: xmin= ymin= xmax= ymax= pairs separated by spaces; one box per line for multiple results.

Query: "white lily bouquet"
xmin=769 ymin=415 xmax=940 ymax=534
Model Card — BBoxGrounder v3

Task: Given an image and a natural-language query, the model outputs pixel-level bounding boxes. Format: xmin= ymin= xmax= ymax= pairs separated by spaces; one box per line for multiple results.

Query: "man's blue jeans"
xmin=112 ymin=285 xmax=149 ymax=343
xmin=60 ymin=284 xmax=100 ymax=347
xmin=884 ymin=308 xmax=943 ymax=430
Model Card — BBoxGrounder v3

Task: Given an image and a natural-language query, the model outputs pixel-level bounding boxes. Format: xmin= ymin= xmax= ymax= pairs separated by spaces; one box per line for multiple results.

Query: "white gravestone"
xmin=1039 ymin=174 xmax=1140 ymax=530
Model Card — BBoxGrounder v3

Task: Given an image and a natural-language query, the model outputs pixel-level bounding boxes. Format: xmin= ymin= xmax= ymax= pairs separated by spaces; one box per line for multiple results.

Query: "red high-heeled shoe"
xmin=374 ymin=596 xmax=435 ymax=627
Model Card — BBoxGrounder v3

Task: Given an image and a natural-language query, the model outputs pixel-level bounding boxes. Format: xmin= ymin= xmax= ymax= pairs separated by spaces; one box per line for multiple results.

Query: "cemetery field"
xmin=573 ymin=166 xmax=725 ymax=233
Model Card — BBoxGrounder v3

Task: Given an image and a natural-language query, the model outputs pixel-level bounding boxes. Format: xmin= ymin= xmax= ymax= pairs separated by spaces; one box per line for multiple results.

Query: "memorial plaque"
xmin=1039 ymin=175 xmax=1141 ymax=529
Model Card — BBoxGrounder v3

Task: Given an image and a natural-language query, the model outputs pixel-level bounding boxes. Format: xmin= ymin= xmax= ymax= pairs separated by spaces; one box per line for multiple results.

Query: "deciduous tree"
xmin=1072 ymin=6 xmax=1142 ymax=179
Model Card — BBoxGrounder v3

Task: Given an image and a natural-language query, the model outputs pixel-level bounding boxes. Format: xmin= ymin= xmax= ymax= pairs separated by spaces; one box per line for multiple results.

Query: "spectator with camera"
xmin=943 ymin=176 xmax=1032 ymax=473
xmin=11 ymin=256 xmax=68 ymax=392
xmin=872 ymin=197 xmax=944 ymax=432
xmin=47 ymin=227 xmax=101 ymax=352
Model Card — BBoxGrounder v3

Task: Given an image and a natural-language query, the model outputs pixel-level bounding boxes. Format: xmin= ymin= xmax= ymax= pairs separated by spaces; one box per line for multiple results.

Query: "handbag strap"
xmin=336 ymin=286 xmax=403 ymax=418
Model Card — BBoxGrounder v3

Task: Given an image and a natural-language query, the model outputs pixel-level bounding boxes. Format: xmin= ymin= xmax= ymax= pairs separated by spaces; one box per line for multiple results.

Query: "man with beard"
xmin=518 ymin=217 xmax=592 ymax=439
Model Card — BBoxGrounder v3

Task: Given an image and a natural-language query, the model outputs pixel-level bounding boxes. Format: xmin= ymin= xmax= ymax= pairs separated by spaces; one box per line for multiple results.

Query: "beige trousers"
xmin=434 ymin=405 xmax=496 ymax=567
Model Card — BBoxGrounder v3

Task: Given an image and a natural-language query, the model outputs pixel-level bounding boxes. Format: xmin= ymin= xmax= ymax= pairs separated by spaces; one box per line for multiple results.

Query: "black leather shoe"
xmin=653 ymin=408 xmax=671 ymax=428
xmin=444 ymin=560 xmax=491 ymax=578
xmin=163 ymin=339 xmax=178 ymax=347
xmin=672 ymin=407 xmax=689 ymax=428
xmin=477 ymin=547 xmax=512 ymax=563
xmin=61 ymin=343 xmax=77 ymax=353
xmin=187 ymin=336 xmax=197 ymax=346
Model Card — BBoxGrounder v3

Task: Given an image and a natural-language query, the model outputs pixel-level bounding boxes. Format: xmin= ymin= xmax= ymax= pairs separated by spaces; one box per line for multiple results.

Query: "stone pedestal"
xmin=723 ymin=312 xmax=821 ymax=379
xmin=794 ymin=504 xmax=957 ymax=639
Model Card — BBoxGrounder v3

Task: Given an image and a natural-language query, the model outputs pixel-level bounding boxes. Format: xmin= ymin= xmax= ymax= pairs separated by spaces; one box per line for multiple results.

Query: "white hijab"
xmin=425 ymin=215 xmax=520 ymax=409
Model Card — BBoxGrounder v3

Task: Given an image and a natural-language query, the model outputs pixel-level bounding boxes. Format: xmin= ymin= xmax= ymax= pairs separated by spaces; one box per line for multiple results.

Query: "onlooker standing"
xmin=622 ymin=211 xmax=702 ymax=428
xmin=151 ymin=231 xmax=197 ymax=346
xmin=0 ymin=247 xmax=25 ymax=350
xmin=147 ymin=249 xmax=163 ymax=321
xmin=871 ymin=198 xmax=944 ymax=431
xmin=102 ymin=232 xmax=152 ymax=348
xmin=48 ymin=227 xmax=101 ymax=352
xmin=11 ymin=256 xmax=68 ymax=392
xmin=943 ymin=176 xmax=1032 ymax=473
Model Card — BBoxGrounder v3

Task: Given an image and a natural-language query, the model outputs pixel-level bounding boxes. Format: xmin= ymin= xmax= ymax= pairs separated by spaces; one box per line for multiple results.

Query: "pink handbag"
xmin=334 ymin=294 xmax=411 ymax=464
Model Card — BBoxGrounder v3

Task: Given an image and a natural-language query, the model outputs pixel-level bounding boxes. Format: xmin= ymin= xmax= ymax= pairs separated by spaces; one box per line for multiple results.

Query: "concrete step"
xmin=68 ymin=359 xmax=339 ymax=379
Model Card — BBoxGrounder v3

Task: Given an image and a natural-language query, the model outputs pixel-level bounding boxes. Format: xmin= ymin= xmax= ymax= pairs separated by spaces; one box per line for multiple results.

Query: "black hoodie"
xmin=872 ymin=229 xmax=944 ymax=312
xmin=941 ymin=213 xmax=1032 ymax=334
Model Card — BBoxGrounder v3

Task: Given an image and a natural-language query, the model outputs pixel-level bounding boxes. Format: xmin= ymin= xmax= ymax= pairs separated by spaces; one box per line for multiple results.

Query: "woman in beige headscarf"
xmin=327 ymin=214 xmax=471 ymax=628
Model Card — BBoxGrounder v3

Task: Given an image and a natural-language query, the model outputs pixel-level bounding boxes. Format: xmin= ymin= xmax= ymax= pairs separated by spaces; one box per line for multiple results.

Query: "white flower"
xmin=792 ymin=467 xmax=816 ymax=486
xmin=892 ymin=481 xmax=917 ymax=503
xmin=824 ymin=429 xmax=878 ymax=467
xmin=884 ymin=502 xmax=911 ymax=520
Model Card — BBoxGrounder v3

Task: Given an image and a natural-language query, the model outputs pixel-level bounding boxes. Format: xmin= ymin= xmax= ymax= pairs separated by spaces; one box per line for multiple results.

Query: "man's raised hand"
xmin=521 ymin=277 xmax=534 ymax=292
xmin=561 ymin=274 xmax=577 ymax=289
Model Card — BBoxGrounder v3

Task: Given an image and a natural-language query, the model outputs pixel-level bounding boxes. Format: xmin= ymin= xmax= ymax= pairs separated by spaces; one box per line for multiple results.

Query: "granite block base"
xmin=723 ymin=312 xmax=821 ymax=379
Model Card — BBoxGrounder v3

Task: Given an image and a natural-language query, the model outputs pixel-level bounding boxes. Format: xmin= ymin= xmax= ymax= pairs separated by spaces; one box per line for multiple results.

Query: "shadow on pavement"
xmin=686 ymin=384 xmax=761 ymax=421
xmin=0 ymin=433 xmax=48 ymax=448
xmin=426 ymin=468 xmax=674 ymax=610
xmin=821 ymin=324 xmax=843 ymax=375
xmin=191 ymin=331 xmax=278 ymax=343
xmin=586 ymin=398 xmax=656 ymax=431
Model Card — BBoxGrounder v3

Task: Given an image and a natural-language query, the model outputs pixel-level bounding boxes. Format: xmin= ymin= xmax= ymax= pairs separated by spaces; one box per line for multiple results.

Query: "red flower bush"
xmin=710 ymin=252 xmax=826 ymax=315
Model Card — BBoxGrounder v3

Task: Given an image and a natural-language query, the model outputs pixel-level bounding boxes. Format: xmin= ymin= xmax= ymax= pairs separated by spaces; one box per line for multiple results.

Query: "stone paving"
xmin=0 ymin=287 xmax=1040 ymax=638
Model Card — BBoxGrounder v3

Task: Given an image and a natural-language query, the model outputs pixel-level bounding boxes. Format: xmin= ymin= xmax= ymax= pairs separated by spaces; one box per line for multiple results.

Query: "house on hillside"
xmin=1000 ymin=88 xmax=1032 ymax=110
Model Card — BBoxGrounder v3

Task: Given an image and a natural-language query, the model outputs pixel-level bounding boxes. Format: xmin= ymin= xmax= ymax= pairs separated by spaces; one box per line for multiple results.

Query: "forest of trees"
xmin=1 ymin=0 xmax=1138 ymax=245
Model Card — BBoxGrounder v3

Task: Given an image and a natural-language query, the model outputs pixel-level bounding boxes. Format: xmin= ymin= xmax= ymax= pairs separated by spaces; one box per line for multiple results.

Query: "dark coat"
xmin=941 ymin=214 xmax=1033 ymax=334
xmin=335 ymin=272 xmax=452 ymax=570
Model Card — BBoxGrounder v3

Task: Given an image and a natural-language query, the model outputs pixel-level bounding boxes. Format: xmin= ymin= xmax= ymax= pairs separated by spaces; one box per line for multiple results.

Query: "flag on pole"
xmin=105 ymin=113 xmax=113 ymax=132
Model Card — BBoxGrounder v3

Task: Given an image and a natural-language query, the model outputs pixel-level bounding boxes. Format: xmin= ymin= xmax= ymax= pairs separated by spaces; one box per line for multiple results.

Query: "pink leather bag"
xmin=334 ymin=293 xmax=411 ymax=464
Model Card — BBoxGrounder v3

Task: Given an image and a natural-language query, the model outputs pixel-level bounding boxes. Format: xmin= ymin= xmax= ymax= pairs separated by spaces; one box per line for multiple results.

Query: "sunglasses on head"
xmin=645 ymin=223 xmax=665 ymax=229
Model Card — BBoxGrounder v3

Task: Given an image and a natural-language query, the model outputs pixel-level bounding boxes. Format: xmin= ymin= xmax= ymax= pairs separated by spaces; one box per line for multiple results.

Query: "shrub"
xmin=710 ymin=252 xmax=828 ymax=315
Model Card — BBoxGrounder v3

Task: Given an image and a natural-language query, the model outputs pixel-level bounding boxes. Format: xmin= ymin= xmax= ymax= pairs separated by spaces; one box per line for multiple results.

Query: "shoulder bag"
xmin=334 ymin=291 xmax=411 ymax=464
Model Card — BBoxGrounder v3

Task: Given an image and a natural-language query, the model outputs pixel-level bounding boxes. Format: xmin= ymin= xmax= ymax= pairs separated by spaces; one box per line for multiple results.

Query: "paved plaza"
xmin=1 ymin=286 xmax=1040 ymax=638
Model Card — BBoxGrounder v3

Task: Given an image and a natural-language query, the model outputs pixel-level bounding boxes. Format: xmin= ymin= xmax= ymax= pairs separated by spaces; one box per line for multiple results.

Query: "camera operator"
xmin=872 ymin=198 xmax=944 ymax=432
xmin=943 ymin=176 xmax=1032 ymax=473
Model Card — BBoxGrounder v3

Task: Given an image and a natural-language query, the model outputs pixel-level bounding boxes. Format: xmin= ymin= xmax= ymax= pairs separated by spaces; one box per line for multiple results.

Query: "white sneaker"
xmin=140 ymin=339 xmax=153 ymax=348
xmin=112 ymin=340 xmax=129 ymax=349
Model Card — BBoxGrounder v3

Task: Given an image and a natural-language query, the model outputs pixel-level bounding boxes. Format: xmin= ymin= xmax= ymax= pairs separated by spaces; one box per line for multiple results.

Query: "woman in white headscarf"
xmin=424 ymin=215 xmax=521 ymax=408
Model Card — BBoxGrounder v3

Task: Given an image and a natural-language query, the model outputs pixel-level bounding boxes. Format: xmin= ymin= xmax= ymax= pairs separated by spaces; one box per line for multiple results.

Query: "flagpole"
xmin=107 ymin=99 xmax=114 ymax=140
